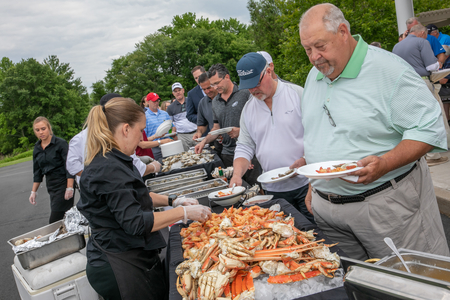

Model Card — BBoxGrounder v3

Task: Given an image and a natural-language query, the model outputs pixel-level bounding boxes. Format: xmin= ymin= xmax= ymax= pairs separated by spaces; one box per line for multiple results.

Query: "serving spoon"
xmin=384 ymin=237 xmax=411 ymax=273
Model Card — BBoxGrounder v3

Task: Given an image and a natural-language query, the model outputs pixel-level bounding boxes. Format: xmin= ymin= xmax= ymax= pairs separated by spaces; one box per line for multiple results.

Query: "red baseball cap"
xmin=146 ymin=92 xmax=160 ymax=102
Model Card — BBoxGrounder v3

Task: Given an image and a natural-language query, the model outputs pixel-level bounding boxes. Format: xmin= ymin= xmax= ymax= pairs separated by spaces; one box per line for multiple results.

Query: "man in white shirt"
xmin=66 ymin=93 xmax=160 ymax=185
xmin=230 ymin=52 xmax=314 ymax=223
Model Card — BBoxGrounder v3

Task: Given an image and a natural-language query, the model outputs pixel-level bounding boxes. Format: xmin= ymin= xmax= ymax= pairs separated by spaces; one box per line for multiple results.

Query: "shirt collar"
xmin=110 ymin=148 xmax=133 ymax=163
xmin=316 ymin=34 xmax=368 ymax=81
xmin=217 ymin=84 xmax=239 ymax=102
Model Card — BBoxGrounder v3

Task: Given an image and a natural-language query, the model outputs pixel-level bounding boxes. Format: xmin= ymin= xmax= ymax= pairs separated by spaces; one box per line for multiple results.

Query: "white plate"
xmin=297 ymin=160 xmax=362 ymax=179
xmin=257 ymin=167 xmax=297 ymax=184
xmin=155 ymin=120 xmax=172 ymax=137
xmin=209 ymin=127 xmax=233 ymax=135
xmin=208 ymin=186 xmax=246 ymax=206
xmin=163 ymin=132 xmax=177 ymax=138
xmin=243 ymin=195 xmax=274 ymax=206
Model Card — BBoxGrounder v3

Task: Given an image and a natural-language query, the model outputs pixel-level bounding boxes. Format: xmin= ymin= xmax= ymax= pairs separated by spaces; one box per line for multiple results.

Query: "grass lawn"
xmin=0 ymin=156 xmax=33 ymax=168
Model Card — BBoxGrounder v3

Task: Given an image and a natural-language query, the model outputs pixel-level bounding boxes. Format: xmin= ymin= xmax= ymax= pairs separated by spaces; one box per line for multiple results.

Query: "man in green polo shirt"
xmin=299 ymin=3 xmax=449 ymax=260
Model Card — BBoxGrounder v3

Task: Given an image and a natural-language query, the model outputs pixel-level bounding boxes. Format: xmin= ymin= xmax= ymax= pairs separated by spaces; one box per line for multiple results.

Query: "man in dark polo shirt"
xmin=195 ymin=64 xmax=262 ymax=186
xmin=167 ymin=82 xmax=197 ymax=151
xmin=186 ymin=66 xmax=207 ymax=126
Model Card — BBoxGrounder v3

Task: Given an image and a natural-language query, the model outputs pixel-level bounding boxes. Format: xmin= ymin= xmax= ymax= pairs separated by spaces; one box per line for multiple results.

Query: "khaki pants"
xmin=312 ymin=157 xmax=449 ymax=260
xmin=177 ymin=132 xmax=196 ymax=151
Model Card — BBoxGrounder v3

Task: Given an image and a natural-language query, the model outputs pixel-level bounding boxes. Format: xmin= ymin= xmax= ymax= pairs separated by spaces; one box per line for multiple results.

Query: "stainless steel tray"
xmin=8 ymin=220 xmax=86 ymax=270
xmin=159 ymin=178 xmax=228 ymax=197
xmin=146 ymin=169 xmax=207 ymax=190
xmin=375 ymin=248 xmax=450 ymax=284
xmin=150 ymin=177 xmax=207 ymax=193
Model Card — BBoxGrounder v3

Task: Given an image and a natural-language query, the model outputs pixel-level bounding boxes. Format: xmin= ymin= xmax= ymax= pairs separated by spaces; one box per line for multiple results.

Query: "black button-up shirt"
xmin=78 ymin=148 xmax=166 ymax=266
xmin=33 ymin=135 xmax=74 ymax=182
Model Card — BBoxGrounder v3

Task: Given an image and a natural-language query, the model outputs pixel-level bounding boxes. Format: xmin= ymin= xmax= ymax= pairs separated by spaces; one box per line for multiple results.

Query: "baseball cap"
xmin=100 ymin=93 xmax=122 ymax=106
xmin=236 ymin=52 xmax=267 ymax=90
xmin=427 ymin=24 xmax=438 ymax=34
xmin=146 ymin=92 xmax=160 ymax=102
xmin=172 ymin=82 xmax=183 ymax=91
xmin=257 ymin=51 xmax=273 ymax=64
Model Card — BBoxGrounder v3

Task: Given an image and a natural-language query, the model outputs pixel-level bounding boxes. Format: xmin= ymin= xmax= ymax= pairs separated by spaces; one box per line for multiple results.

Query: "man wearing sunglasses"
xmin=230 ymin=52 xmax=313 ymax=223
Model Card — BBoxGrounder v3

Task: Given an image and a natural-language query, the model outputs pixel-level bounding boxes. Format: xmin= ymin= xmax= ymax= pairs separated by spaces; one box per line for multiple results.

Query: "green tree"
xmin=103 ymin=13 xmax=257 ymax=102
xmin=0 ymin=56 xmax=89 ymax=154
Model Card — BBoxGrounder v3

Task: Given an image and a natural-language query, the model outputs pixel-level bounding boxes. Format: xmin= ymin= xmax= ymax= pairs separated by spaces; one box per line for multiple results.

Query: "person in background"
xmin=193 ymin=72 xmax=218 ymax=139
xmin=144 ymin=92 xmax=173 ymax=160
xmin=399 ymin=33 xmax=404 ymax=42
xmin=77 ymin=97 xmax=211 ymax=300
xmin=140 ymin=96 xmax=149 ymax=112
xmin=160 ymin=101 xmax=171 ymax=111
xmin=427 ymin=24 xmax=450 ymax=47
xmin=186 ymin=66 xmax=207 ymax=126
xmin=67 ymin=93 xmax=160 ymax=185
xmin=299 ymin=3 xmax=448 ymax=260
xmin=370 ymin=41 xmax=381 ymax=48
xmin=231 ymin=52 xmax=313 ymax=223
xmin=195 ymin=63 xmax=262 ymax=186
xmin=167 ymin=82 xmax=197 ymax=151
xmin=30 ymin=116 xmax=75 ymax=223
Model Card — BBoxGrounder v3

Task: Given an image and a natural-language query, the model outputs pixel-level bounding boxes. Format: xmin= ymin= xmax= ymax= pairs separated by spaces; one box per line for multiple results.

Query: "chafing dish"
xmin=8 ymin=220 xmax=86 ymax=270
xmin=146 ymin=169 xmax=207 ymax=192
xmin=159 ymin=178 xmax=228 ymax=205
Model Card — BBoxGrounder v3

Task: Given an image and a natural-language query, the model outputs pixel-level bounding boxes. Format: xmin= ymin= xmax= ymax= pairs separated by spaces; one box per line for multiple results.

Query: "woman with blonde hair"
xmin=30 ymin=116 xmax=75 ymax=223
xmin=77 ymin=97 xmax=211 ymax=300
xmin=160 ymin=100 xmax=171 ymax=111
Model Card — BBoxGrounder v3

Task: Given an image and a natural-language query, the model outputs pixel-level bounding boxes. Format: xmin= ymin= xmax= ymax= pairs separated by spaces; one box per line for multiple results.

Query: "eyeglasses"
xmin=211 ymin=77 xmax=225 ymax=87
xmin=255 ymin=68 xmax=267 ymax=88
xmin=323 ymin=104 xmax=336 ymax=127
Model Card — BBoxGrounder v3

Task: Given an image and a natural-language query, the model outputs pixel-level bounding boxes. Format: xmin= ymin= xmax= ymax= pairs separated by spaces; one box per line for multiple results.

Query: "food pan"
xmin=375 ymin=248 xmax=450 ymax=284
xmin=146 ymin=169 xmax=207 ymax=190
xmin=8 ymin=220 xmax=86 ymax=270
xmin=150 ymin=177 xmax=207 ymax=193
xmin=159 ymin=178 xmax=228 ymax=197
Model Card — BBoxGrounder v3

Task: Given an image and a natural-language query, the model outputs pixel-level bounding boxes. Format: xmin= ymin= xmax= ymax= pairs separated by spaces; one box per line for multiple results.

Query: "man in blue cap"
xmin=230 ymin=52 xmax=314 ymax=223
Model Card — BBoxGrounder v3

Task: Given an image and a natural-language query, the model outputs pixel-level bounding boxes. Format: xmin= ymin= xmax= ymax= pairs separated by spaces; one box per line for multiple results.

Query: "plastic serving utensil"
xmin=384 ymin=237 xmax=411 ymax=273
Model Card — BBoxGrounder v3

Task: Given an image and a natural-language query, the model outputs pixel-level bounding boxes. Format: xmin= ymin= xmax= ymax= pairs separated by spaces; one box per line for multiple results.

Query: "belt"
xmin=178 ymin=130 xmax=196 ymax=134
xmin=315 ymin=161 xmax=418 ymax=204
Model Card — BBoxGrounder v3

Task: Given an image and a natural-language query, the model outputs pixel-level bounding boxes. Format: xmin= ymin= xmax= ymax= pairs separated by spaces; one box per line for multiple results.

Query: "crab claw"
xmin=219 ymin=254 xmax=247 ymax=269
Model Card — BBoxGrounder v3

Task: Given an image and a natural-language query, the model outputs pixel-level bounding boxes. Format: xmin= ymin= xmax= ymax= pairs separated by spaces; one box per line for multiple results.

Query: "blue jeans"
xmin=266 ymin=184 xmax=315 ymax=224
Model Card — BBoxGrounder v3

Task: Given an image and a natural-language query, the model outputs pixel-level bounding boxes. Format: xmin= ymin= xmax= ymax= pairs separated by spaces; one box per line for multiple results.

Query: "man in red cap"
xmin=144 ymin=92 xmax=173 ymax=160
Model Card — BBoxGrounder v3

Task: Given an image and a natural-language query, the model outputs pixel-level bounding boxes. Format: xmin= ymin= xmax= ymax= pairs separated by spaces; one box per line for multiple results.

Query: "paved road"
xmin=1 ymin=161 xmax=450 ymax=299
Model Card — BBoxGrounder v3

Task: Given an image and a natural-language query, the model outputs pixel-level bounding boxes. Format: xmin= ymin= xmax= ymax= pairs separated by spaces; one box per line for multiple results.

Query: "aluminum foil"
xmin=12 ymin=206 xmax=88 ymax=254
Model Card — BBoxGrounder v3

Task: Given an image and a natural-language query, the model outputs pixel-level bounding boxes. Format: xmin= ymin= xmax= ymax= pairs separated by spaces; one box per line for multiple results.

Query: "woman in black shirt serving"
xmin=77 ymin=98 xmax=211 ymax=300
xmin=30 ymin=117 xmax=75 ymax=223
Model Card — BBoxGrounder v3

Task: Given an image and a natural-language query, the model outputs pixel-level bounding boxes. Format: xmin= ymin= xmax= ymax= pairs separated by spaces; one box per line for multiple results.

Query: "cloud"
xmin=0 ymin=0 xmax=250 ymax=92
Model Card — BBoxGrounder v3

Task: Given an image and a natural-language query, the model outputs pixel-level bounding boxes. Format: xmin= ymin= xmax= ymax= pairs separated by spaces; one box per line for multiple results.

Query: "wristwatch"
xmin=168 ymin=194 xmax=177 ymax=206
xmin=158 ymin=140 xmax=161 ymax=146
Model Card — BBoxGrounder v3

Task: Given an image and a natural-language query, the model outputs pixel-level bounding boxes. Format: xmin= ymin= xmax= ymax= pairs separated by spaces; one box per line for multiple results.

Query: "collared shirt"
xmin=392 ymin=35 xmax=437 ymax=76
xmin=236 ymin=81 xmax=309 ymax=192
xmin=78 ymin=148 xmax=166 ymax=266
xmin=437 ymin=33 xmax=450 ymax=46
xmin=426 ymin=35 xmax=445 ymax=57
xmin=302 ymin=35 xmax=447 ymax=195
xmin=197 ymin=95 xmax=214 ymax=130
xmin=212 ymin=85 xmax=251 ymax=155
xmin=67 ymin=128 xmax=147 ymax=184
xmin=144 ymin=108 xmax=171 ymax=138
xmin=33 ymin=135 xmax=74 ymax=182
xmin=166 ymin=100 xmax=197 ymax=133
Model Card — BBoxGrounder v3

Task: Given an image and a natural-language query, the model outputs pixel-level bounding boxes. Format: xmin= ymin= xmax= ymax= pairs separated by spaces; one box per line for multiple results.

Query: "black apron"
xmin=91 ymin=233 xmax=167 ymax=300
xmin=46 ymin=174 xmax=74 ymax=212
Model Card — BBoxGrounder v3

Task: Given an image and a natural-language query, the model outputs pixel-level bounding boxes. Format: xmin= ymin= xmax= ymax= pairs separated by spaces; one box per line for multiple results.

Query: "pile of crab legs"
xmin=176 ymin=205 xmax=341 ymax=300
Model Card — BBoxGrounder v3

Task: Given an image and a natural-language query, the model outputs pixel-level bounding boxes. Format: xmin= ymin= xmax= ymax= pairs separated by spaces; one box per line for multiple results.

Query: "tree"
xmin=0 ymin=56 xmax=89 ymax=154
xmin=103 ymin=13 xmax=257 ymax=102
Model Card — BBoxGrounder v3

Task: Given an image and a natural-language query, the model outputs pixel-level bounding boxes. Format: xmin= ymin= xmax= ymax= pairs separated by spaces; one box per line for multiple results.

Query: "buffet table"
xmin=167 ymin=198 xmax=349 ymax=300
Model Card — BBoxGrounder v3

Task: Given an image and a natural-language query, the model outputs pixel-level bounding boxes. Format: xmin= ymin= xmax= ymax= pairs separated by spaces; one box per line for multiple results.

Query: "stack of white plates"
xmin=209 ymin=127 xmax=233 ymax=135
xmin=160 ymin=140 xmax=184 ymax=157
xmin=155 ymin=120 xmax=172 ymax=137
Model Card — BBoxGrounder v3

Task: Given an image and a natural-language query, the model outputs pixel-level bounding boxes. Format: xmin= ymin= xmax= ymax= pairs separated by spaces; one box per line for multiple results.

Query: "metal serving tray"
xmin=145 ymin=169 xmax=207 ymax=191
xmin=159 ymin=178 xmax=228 ymax=198
xmin=7 ymin=220 xmax=86 ymax=270
xmin=375 ymin=248 xmax=450 ymax=284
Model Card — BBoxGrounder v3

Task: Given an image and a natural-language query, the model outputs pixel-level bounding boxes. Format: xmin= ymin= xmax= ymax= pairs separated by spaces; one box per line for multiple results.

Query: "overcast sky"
xmin=1 ymin=0 xmax=251 ymax=92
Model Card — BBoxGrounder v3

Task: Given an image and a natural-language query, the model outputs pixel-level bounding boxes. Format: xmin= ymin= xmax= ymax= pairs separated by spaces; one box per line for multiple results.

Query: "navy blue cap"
xmin=100 ymin=93 xmax=122 ymax=106
xmin=236 ymin=52 xmax=267 ymax=90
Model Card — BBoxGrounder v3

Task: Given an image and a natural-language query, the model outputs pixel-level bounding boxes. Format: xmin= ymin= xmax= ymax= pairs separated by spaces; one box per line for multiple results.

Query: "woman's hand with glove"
xmin=173 ymin=197 xmax=198 ymax=207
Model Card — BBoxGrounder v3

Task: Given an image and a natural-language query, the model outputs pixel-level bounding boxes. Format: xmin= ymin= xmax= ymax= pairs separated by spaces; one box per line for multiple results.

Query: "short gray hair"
xmin=406 ymin=17 xmax=419 ymax=26
xmin=410 ymin=24 xmax=426 ymax=34
xmin=299 ymin=3 xmax=351 ymax=34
